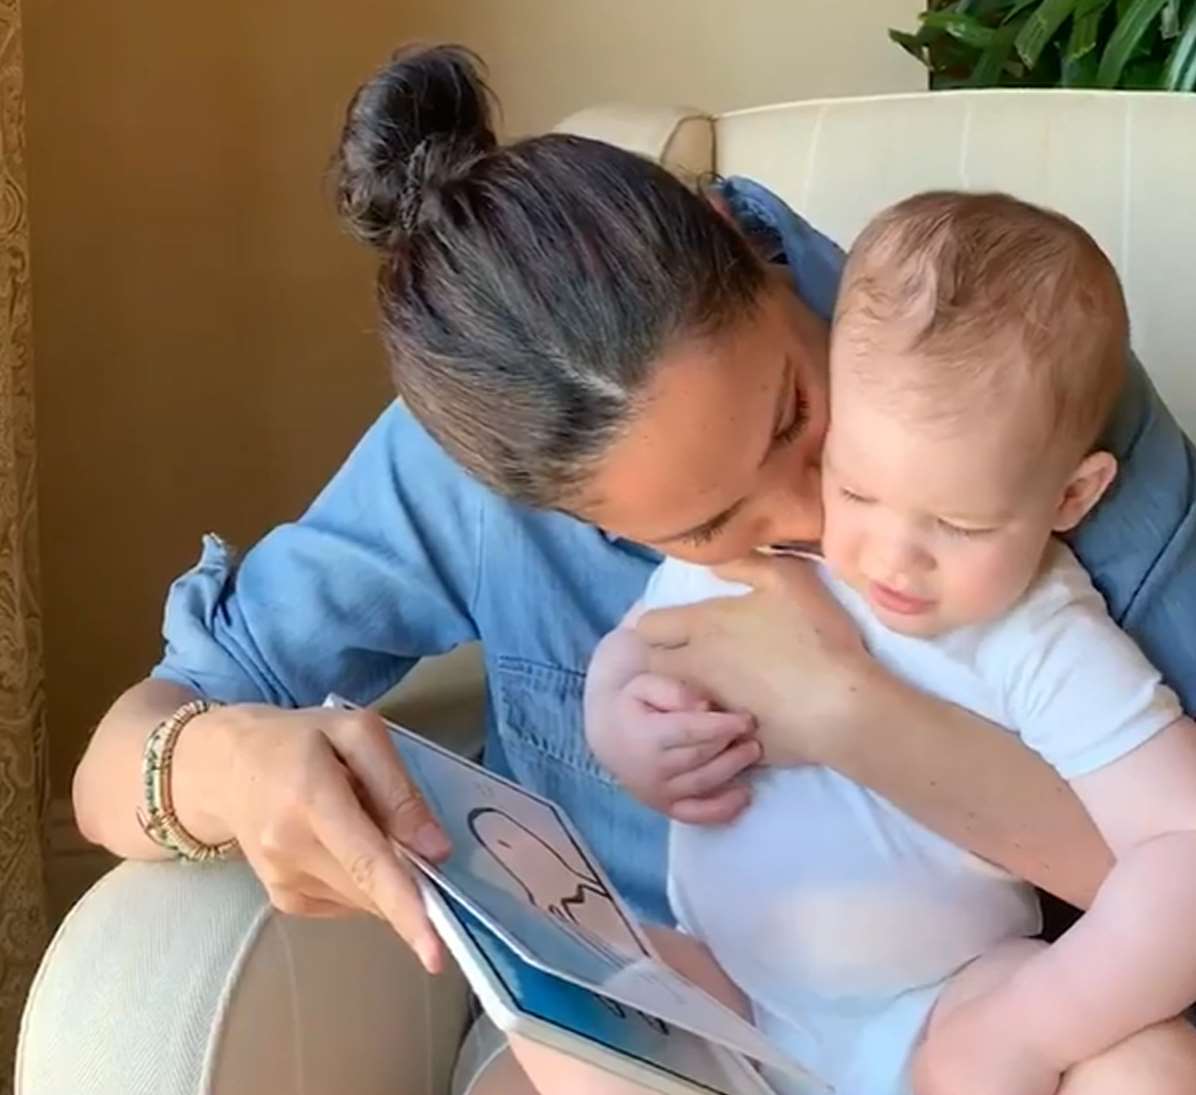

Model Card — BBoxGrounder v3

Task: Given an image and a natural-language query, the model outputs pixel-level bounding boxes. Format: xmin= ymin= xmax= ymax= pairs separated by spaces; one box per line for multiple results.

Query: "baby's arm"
xmin=978 ymin=717 xmax=1196 ymax=1069
xmin=585 ymin=621 xmax=759 ymax=824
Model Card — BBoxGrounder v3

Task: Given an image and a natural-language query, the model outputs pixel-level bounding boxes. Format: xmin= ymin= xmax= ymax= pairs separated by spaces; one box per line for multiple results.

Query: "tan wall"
xmin=418 ymin=0 xmax=926 ymax=135
xmin=26 ymin=1 xmax=923 ymax=793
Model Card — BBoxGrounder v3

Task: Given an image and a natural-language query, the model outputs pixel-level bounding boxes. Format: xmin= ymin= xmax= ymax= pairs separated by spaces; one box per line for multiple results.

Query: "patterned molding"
xmin=0 ymin=1 xmax=49 ymax=1089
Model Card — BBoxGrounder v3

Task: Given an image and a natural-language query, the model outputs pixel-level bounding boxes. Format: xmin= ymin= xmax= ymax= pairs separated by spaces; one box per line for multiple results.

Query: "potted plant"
xmin=891 ymin=0 xmax=1196 ymax=90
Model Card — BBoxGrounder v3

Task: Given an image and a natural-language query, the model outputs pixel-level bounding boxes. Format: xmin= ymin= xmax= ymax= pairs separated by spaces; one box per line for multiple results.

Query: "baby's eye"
xmin=937 ymin=519 xmax=996 ymax=539
xmin=839 ymin=487 xmax=874 ymax=504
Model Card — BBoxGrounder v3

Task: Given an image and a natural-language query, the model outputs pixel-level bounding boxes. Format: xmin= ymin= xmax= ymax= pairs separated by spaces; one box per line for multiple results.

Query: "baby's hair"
xmin=835 ymin=191 xmax=1128 ymax=454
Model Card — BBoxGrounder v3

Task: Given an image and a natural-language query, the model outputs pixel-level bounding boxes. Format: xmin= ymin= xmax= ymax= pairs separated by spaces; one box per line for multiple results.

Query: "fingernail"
xmin=413 ymin=822 xmax=451 ymax=861
xmin=417 ymin=934 xmax=443 ymax=974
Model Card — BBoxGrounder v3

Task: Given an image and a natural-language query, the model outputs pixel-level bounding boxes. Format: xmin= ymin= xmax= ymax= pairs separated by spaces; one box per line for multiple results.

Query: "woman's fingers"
xmin=269 ymin=885 xmax=361 ymax=920
xmin=634 ymin=603 xmax=708 ymax=649
xmin=307 ymin=764 xmax=444 ymax=973
xmin=709 ymin=553 xmax=779 ymax=589
xmin=326 ymin=710 xmax=452 ymax=861
xmin=625 ymin=673 xmax=711 ymax=712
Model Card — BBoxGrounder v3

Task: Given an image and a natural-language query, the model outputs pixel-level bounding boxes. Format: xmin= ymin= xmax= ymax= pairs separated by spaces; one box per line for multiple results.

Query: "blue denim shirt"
xmin=153 ymin=179 xmax=1196 ymax=924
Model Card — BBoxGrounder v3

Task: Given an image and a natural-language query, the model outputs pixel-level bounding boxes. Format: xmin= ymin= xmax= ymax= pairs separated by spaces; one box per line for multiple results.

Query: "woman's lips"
xmin=868 ymin=581 xmax=934 ymax=616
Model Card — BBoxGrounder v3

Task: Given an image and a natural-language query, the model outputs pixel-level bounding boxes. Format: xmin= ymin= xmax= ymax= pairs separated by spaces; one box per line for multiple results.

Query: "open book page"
xmin=325 ymin=696 xmax=823 ymax=1087
xmin=431 ymin=891 xmax=782 ymax=1095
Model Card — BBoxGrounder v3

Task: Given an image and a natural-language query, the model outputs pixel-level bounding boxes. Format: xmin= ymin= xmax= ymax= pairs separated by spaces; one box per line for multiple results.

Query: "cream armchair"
xmin=562 ymin=90 xmax=1196 ymax=436
xmin=18 ymin=89 xmax=1196 ymax=1095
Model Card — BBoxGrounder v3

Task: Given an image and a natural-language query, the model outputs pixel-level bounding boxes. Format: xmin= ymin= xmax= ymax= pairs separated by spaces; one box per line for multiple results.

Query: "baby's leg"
xmin=509 ymin=925 xmax=749 ymax=1095
xmin=916 ymin=939 xmax=1196 ymax=1095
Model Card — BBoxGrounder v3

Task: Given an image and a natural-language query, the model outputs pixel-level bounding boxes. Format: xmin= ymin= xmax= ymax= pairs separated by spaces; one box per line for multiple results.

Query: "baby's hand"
xmin=585 ymin=630 xmax=759 ymax=824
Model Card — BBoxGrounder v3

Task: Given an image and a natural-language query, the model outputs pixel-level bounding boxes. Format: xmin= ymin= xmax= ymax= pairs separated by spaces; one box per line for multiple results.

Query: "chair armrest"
xmin=554 ymin=104 xmax=714 ymax=179
xmin=374 ymin=643 xmax=486 ymax=758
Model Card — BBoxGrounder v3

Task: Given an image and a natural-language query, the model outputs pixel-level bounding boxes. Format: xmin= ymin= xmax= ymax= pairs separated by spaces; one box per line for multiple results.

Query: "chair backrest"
xmin=560 ymin=90 xmax=1196 ymax=434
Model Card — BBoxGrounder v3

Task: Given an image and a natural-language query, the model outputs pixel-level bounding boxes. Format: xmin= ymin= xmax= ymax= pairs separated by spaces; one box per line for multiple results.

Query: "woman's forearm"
xmin=821 ymin=668 xmax=1112 ymax=909
xmin=73 ymin=678 xmax=235 ymax=858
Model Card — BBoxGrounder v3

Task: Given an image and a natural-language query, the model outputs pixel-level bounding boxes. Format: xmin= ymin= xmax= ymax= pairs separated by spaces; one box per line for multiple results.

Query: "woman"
xmin=52 ymin=45 xmax=1196 ymax=1093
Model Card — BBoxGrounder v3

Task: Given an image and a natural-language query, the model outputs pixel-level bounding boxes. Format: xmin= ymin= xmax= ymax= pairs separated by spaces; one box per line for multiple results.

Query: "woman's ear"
xmin=1053 ymin=450 xmax=1118 ymax=532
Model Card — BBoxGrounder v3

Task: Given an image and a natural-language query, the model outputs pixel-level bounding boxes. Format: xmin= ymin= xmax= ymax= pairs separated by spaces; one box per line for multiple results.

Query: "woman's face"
xmin=580 ymin=270 xmax=830 ymax=565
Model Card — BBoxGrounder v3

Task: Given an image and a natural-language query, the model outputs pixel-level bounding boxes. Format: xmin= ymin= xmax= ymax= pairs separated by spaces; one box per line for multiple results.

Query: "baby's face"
xmin=820 ymin=364 xmax=1067 ymax=638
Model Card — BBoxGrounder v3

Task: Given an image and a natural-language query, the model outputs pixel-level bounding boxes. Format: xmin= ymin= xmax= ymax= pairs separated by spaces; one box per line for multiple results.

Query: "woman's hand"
xmin=179 ymin=702 xmax=451 ymax=972
xmin=635 ymin=554 xmax=873 ymax=768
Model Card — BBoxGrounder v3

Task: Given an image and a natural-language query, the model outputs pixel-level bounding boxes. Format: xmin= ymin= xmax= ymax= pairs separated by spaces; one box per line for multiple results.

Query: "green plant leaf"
xmin=1161 ymin=0 xmax=1181 ymax=37
xmin=977 ymin=0 xmax=1020 ymax=13
xmin=1016 ymin=0 xmax=1081 ymax=68
xmin=1003 ymin=0 xmax=1047 ymax=22
xmin=1097 ymin=0 xmax=1169 ymax=85
xmin=890 ymin=27 xmax=930 ymax=64
xmin=1062 ymin=48 xmax=1103 ymax=82
xmin=1163 ymin=0 xmax=1196 ymax=88
xmin=1122 ymin=56 xmax=1166 ymax=83
xmin=970 ymin=19 xmax=1025 ymax=82
xmin=1066 ymin=0 xmax=1114 ymax=60
xmin=920 ymin=9 xmax=999 ymax=47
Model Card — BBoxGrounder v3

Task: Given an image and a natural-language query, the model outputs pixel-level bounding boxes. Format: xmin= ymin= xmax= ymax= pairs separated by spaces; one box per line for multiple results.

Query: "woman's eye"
xmin=681 ymin=524 xmax=720 ymax=549
xmin=839 ymin=487 xmax=874 ymax=504
xmin=774 ymin=390 xmax=810 ymax=447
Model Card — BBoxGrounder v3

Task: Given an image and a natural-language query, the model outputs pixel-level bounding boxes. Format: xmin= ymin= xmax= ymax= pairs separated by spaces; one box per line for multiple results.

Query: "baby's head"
xmin=823 ymin=191 xmax=1128 ymax=637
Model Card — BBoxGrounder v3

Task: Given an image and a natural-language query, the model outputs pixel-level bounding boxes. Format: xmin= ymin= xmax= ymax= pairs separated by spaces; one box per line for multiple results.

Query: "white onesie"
xmin=642 ymin=542 xmax=1181 ymax=1095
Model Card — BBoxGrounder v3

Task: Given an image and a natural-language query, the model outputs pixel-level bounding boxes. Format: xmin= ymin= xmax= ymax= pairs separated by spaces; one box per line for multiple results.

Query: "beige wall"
xmin=26 ymin=1 xmax=923 ymax=793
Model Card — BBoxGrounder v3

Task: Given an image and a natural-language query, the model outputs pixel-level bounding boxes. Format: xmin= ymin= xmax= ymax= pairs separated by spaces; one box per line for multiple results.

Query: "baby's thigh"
xmin=924 ymin=937 xmax=1048 ymax=1038
xmin=920 ymin=940 xmax=1196 ymax=1095
xmin=508 ymin=1034 xmax=657 ymax=1095
xmin=644 ymin=924 xmax=751 ymax=1020
xmin=507 ymin=926 xmax=749 ymax=1095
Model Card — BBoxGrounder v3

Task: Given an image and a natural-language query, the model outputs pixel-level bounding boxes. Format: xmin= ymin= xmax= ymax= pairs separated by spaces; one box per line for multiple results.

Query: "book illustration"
xmin=468 ymin=805 xmax=647 ymax=959
xmin=323 ymin=695 xmax=824 ymax=1088
xmin=434 ymin=893 xmax=781 ymax=1095
xmin=469 ymin=805 xmax=670 ymax=1034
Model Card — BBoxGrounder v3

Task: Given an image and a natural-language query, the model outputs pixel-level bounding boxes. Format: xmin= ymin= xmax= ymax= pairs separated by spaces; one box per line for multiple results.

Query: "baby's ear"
xmin=1053 ymin=450 xmax=1118 ymax=532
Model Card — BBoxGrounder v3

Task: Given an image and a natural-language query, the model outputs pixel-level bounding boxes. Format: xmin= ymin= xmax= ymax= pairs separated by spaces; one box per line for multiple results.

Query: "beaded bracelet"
xmin=137 ymin=699 xmax=239 ymax=862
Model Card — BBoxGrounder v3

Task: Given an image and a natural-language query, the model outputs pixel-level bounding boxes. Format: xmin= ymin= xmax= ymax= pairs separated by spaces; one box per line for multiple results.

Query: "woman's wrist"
xmin=168 ymin=704 xmax=242 ymax=847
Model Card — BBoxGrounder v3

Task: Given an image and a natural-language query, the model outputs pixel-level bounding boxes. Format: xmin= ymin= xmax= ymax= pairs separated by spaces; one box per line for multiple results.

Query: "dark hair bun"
xmin=335 ymin=44 xmax=497 ymax=250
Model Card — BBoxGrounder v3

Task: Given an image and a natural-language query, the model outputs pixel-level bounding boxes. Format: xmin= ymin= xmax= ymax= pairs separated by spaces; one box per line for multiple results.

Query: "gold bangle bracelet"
xmin=137 ymin=699 xmax=239 ymax=862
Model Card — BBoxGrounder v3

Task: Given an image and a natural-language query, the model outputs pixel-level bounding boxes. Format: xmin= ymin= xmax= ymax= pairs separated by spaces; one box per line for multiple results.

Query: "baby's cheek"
xmin=951 ymin=545 xmax=1036 ymax=620
xmin=818 ymin=508 xmax=854 ymax=573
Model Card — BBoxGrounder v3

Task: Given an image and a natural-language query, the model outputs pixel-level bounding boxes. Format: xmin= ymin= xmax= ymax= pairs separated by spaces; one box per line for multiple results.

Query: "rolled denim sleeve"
xmin=1071 ymin=357 xmax=1196 ymax=712
xmin=151 ymin=402 xmax=483 ymax=707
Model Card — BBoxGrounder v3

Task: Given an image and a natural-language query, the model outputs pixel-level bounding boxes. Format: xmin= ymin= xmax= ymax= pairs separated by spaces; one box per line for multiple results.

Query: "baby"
xmin=585 ymin=193 xmax=1196 ymax=1095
